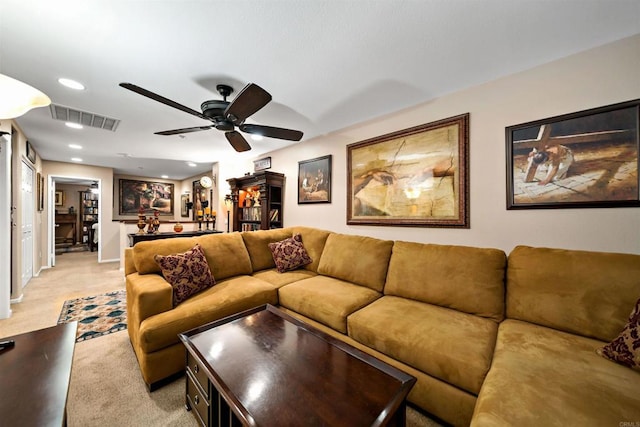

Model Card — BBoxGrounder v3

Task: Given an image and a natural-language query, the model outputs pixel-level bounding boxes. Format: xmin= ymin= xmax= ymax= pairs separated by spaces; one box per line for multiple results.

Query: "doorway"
xmin=49 ymin=176 xmax=100 ymax=267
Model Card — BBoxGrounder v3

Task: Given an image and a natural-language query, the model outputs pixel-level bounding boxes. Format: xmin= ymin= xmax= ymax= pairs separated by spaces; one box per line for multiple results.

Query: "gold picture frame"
xmin=347 ymin=114 xmax=469 ymax=228
xmin=55 ymin=190 xmax=64 ymax=206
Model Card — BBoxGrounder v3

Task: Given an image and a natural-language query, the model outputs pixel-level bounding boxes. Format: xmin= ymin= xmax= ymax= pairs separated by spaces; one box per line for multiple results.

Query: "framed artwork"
xmin=507 ymin=99 xmax=640 ymax=209
xmin=347 ymin=114 xmax=469 ymax=228
xmin=298 ymin=155 xmax=332 ymax=204
xmin=55 ymin=191 xmax=64 ymax=206
xmin=192 ymin=179 xmax=211 ymax=220
xmin=181 ymin=194 xmax=190 ymax=217
xmin=26 ymin=141 xmax=36 ymax=164
xmin=119 ymin=179 xmax=174 ymax=215
xmin=254 ymin=156 xmax=272 ymax=171
xmin=37 ymin=172 xmax=44 ymax=211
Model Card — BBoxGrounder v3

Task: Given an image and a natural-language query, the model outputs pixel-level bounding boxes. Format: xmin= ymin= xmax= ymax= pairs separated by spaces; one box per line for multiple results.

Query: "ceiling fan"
xmin=119 ymin=82 xmax=303 ymax=152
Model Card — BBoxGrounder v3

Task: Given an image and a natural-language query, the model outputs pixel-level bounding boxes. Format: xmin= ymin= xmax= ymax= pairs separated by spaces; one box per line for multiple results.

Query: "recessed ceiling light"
xmin=65 ymin=122 xmax=83 ymax=129
xmin=58 ymin=78 xmax=85 ymax=90
xmin=251 ymin=134 xmax=263 ymax=141
xmin=187 ymin=162 xmax=197 ymax=167
xmin=161 ymin=175 xmax=169 ymax=179
xmin=68 ymin=143 xmax=82 ymax=149
xmin=71 ymin=157 xmax=83 ymax=162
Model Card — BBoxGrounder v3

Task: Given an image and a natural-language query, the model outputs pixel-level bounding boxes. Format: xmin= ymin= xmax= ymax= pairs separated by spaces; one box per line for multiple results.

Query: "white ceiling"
xmin=1 ymin=0 xmax=639 ymax=180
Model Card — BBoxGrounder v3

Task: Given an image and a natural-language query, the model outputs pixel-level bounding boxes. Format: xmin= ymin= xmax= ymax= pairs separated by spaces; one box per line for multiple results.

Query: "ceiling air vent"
xmin=50 ymin=104 xmax=120 ymax=132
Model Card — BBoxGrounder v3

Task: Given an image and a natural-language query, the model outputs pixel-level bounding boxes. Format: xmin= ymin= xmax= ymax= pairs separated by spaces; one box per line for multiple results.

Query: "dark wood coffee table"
xmin=179 ymin=304 xmax=415 ymax=427
xmin=0 ymin=322 xmax=77 ymax=426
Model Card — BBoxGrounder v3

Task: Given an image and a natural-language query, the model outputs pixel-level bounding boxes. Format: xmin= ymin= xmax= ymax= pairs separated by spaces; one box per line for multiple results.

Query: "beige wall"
xmin=262 ymin=34 xmax=640 ymax=255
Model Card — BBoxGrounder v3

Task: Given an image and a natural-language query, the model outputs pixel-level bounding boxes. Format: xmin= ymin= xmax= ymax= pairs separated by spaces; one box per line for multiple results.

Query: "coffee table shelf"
xmin=179 ymin=304 xmax=415 ymax=427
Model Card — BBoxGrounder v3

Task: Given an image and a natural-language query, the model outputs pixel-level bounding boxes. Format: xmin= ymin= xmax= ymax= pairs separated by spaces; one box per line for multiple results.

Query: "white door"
xmin=21 ymin=160 xmax=33 ymax=288
xmin=0 ymin=134 xmax=11 ymax=319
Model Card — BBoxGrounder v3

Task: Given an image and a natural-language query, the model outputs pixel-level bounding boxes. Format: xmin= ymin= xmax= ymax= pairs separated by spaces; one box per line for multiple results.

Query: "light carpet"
xmin=57 ymin=290 xmax=127 ymax=342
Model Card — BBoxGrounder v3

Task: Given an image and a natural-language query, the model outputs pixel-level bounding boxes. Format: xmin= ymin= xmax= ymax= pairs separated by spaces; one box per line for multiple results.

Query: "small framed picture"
xmin=55 ymin=191 xmax=64 ymax=206
xmin=254 ymin=157 xmax=271 ymax=171
xmin=298 ymin=155 xmax=331 ymax=204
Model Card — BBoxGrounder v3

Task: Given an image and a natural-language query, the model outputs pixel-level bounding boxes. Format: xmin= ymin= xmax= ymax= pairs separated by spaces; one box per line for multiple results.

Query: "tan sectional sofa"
xmin=124 ymin=226 xmax=640 ymax=426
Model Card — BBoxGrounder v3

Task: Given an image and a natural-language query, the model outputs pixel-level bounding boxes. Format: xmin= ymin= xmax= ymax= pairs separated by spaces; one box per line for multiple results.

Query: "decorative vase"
xmin=137 ymin=215 xmax=146 ymax=234
xmin=173 ymin=222 xmax=183 ymax=233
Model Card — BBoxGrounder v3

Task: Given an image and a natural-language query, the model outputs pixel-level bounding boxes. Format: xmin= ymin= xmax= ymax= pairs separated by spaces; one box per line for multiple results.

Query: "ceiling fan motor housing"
xmin=201 ymin=100 xmax=234 ymax=130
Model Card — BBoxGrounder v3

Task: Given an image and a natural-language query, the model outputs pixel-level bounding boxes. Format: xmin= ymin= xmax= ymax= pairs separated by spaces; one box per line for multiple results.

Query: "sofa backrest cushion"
xmin=133 ymin=237 xmax=198 ymax=274
xmin=317 ymin=233 xmax=393 ymax=292
xmin=507 ymin=245 xmax=640 ymax=342
xmin=132 ymin=233 xmax=252 ymax=281
xmin=194 ymin=232 xmax=253 ymax=280
xmin=241 ymin=228 xmax=293 ymax=272
xmin=385 ymin=241 xmax=506 ymax=321
xmin=290 ymin=226 xmax=331 ymax=272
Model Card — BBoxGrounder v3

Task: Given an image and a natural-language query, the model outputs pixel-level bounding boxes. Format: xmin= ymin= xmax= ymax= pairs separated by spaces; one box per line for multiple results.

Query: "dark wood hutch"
xmin=227 ymin=171 xmax=284 ymax=232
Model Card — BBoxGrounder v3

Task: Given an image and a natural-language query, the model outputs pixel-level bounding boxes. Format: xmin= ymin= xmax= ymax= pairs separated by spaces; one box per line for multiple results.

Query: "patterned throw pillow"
xmin=154 ymin=244 xmax=215 ymax=307
xmin=268 ymin=234 xmax=312 ymax=273
xmin=597 ymin=297 xmax=640 ymax=371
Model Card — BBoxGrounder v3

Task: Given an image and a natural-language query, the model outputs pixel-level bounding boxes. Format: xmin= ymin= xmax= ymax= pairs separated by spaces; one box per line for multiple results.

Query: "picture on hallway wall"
xmin=347 ymin=114 xmax=469 ymax=228
xmin=119 ymin=179 xmax=174 ymax=215
xmin=506 ymin=99 xmax=640 ymax=209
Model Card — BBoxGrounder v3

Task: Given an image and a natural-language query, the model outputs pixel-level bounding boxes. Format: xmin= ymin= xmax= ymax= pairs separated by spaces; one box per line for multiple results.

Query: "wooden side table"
xmin=0 ymin=322 xmax=77 ymax=426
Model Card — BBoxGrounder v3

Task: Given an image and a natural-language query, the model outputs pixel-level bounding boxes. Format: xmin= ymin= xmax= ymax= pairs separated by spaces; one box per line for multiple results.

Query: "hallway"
xmin=1 ymin=251 xmax=123 ymax=338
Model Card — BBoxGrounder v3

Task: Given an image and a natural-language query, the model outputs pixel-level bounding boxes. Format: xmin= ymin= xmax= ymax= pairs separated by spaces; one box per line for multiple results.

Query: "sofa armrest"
xmin=124 ymin=247 xmax=136 ymax=275
xmin=125 ymin=272 xmax=173 ymax=346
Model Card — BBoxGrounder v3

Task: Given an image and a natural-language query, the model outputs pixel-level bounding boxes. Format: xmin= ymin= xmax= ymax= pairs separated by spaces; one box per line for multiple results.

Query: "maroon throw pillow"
xmin=154 ymin=244 xmax=215 ymax=306
xmin=597 ymin=297 xmax=640 ymax=372
xmin=268 ymin=234 xmax=312 ymax=273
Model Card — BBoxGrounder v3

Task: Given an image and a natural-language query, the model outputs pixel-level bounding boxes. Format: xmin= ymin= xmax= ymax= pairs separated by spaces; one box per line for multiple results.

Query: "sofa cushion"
xmin=278 ymin=276 xmax=381 ymax=333
xmin=139 ymin=275 xmax=278 ymax=353
xmin=507 ymin=246 xmax=640 ymax=342
xmin=154 ymin=244 xmax=215 ymax=306
xmin=252 ymin=268 xmax=317 ymax=289
xmin=268 ymin=234 xmax=313 ymax=273
xmin=241 ymin=228 xmax=293 ymax=271
xmin=193 ymin=232 xmax=253 ymax=280
xmin=133 ymin=236 xmax=198 ymax=274
xmin=471 ymin=319 xmax=640 ymax=426
xmin=385 ymin=241 xmax=506 ymax=321
xmin=597 ymin=296 xmax=640 ymax=371
xmin=348 ymin=296 xmax=498 ymax=394
xmin=317 ymin=233 xmax=393 ymax=292
xmin=290 ymin=226 xmax=331 ymax=272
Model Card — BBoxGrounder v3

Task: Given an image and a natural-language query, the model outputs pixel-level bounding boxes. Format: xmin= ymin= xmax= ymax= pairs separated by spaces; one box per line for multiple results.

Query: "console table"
xmin=0 ymin=322 xmax=77 ymax=426
xmin=128 ymin=230 xmax=221 ymax=246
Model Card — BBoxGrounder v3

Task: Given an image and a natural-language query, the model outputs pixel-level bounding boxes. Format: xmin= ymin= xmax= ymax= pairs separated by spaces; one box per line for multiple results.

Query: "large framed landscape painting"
xmin=119 ymin=179 xmax=174 ymax=216
xmin=507 ymin=99 xmax=640 ymax=209
xmin=347 ymin=114 xmax=469 ymax=228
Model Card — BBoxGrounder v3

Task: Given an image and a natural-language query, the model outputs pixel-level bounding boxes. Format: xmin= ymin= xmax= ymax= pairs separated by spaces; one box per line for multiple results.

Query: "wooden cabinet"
xmin=55 ymin=213 xmax=77 ymax=245
xmin=227 ymin=171 xmax=284 ymax=232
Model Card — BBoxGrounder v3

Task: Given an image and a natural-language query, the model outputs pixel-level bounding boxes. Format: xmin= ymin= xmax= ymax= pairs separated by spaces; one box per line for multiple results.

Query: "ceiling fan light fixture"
xmin=0 ymin=73 xmax=51 ymax=119
xmin=58 ymin=78 xmax=85 ymax=90
xmin=251 ymin=134 xmax=263 ymax=141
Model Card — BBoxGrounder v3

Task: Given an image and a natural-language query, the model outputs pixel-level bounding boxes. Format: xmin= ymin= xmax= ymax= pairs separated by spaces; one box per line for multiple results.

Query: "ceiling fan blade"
xmin=224 ymin=83 xmax=271 ymax=124
xmin=155 ymin=126 xmax=214 ymax=136
xmin=225 ymin=131 xmax=252 ymax=152
xmin=119 ymin=82 xmax=210 ymax=121
xmin=240 ymin=124 xmax=303 ymax=141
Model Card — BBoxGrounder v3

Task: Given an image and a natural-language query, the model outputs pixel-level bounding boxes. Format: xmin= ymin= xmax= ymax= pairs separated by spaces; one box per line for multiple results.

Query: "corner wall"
xmin=264 ymin=34 xmax=640 ymax=255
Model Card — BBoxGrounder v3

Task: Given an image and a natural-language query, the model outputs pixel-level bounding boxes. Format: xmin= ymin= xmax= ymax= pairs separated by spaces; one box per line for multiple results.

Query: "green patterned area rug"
xmin=57 ymin=290 xmax=127 ymax=342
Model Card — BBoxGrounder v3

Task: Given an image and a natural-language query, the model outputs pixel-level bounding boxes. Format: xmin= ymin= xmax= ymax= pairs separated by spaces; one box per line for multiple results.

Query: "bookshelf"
xmin=81 ymin=191 xmax=98 ymax=246
xmin=227 ymin=171 xmax=285 ymax=232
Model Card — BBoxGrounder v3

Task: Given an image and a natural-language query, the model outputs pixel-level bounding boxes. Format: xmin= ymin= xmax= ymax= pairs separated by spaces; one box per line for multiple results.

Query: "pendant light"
xmin=0 ymin=74 xmax=51 ymax=119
